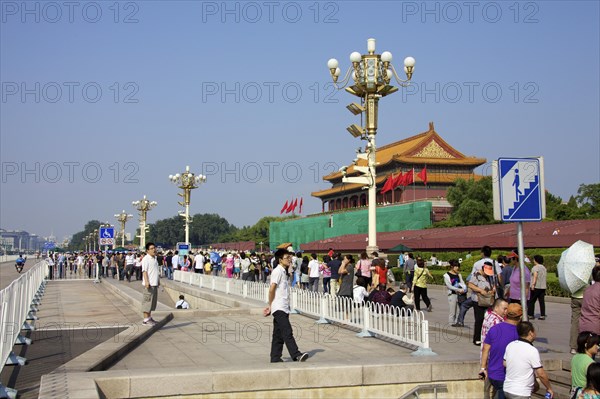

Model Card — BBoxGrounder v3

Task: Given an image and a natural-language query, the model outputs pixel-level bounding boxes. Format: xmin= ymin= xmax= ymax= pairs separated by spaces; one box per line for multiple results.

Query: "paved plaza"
xmin=0 ymin=261 xmax=574 ymax=398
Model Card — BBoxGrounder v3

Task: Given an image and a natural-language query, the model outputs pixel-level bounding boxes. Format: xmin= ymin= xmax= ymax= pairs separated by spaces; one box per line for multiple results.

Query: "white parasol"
xmin=557 ymin=240 xmax=596 ymax=295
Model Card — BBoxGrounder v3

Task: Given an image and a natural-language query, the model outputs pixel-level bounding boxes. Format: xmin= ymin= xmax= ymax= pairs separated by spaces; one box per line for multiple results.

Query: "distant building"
xmin=270 ymin=123 xmax=488 ymax=250
xmin=0 ymin=229 xmax=44 ymax=252
xmin=312 ymin=122 xmax=486 ymax=213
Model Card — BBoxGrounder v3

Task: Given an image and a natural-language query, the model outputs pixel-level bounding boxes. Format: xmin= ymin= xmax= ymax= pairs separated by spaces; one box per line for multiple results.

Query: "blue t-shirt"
xmin=484 ymin=322 xmax=518 ymax=381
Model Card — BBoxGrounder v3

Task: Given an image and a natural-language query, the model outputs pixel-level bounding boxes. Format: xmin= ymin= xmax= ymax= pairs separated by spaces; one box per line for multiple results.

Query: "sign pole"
xmin=517 ymin=221 xmax=528 ymax=321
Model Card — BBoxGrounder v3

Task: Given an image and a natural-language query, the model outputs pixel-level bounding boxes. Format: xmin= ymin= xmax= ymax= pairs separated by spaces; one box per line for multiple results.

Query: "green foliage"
xmin=144 ymin=214 xmax=292 ymax=248
xmin=146 ymin=213 xmax=236 ymax=247
xmin=439 ymin=177 xmax=495 ymax=226
xmin=545 ymin=183 xmax=600 ymax=220
xmin=220 ymin=216 xmax=293 ymax=245
xmin=576 ymin=183 xmax=600 ymax=218
xmin=67 ymin=220 xmax=102 ymax=251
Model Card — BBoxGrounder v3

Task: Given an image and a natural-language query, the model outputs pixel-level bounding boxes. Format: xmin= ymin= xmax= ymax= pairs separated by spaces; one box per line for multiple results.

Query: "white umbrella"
xmin=557 ymin=240 xmax=596 ymax=295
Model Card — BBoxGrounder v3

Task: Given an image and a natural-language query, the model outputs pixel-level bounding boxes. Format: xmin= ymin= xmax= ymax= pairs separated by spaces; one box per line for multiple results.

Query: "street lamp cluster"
xmin=80 ymin=165 xmax=207 ymax=253
xmin=114 ymin=210 xmax=134 ymax=247
xmin=327 ymin=38 xmax=415 ymax=254
xmin=132 ymin=195 xmax=158 ymax=250
xmin=169 ymin=166 xmax=207 ymax=245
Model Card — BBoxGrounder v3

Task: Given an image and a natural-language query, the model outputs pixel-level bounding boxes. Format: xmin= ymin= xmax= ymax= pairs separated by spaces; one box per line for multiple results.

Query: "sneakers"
xmin=270 ymin=359 xmax=284 ymax=363
xmin=294 ymin=353 xmax=309 ymax=362
xmin=538 ymin=316 xmax=546 ymax=320
xmin=474 ymin=341 xmax=481 ymax=346
xmin=570 ymin=349 xmax=577 ymax=355
xmin=427 ymin=305 xmax=433 ymax=312
xmin=142 ymin=319 xmax=157 ymax=326
xmin=451 ymin=323 xmax=464 ymax=327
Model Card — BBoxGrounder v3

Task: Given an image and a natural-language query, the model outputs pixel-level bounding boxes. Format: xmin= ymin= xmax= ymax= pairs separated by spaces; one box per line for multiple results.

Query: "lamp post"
xmin=132 ymin=195 xmax=157 ymax=250
xmin=114 ymin=210 xmax=133 ymax=247
xmin=169 ymin=166 xmax=207 ymax=245
xmin=92 ymin=229 xmax=99 ymax=252
xmin=327 ymin=38 xmax=415 ymax=254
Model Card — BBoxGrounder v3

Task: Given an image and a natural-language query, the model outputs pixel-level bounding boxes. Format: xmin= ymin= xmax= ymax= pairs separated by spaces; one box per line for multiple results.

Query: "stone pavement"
xmin=1 ymin=272 xmax=574 ymax=398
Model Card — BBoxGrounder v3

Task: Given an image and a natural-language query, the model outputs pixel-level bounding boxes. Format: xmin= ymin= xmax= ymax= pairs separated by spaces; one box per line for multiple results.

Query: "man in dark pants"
xmin=264 ymin=248 xmax=309 ymax=363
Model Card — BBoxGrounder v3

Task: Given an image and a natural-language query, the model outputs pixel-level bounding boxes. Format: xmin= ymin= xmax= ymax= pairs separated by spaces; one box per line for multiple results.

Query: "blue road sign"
xmin=177 ymin=242 xmax=190 ymax=256
xmin=498 ymin=158 xmax=544 ymax=222
xmin=100 ymin=227 xmax=115 ymax=239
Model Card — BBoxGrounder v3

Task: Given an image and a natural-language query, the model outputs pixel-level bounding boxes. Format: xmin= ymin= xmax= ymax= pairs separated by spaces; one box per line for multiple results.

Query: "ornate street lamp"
xmin=327 ymin=38 xmax=415 ymax=254
xmin=92 ymin=229 xmax=99 ymax=252
xmin=132 ymin=195 xmax=157 ymax=250
xmin=169 ymin=166 xmax=207 ymax=245
xmin=114 ymin=210 xmax=133 ymax=247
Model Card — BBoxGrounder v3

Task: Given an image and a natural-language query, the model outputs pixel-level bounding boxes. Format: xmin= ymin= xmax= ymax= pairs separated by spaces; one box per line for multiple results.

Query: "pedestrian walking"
xmin=141 ymin=242 xmax=160 ymax=326
xmin=263 ymin=248 xmax=308 ymax=363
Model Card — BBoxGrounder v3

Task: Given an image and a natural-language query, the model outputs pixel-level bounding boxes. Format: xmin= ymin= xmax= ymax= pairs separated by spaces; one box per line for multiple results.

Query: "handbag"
xmin=475 ymin=274 xmax=494 ymax=307
xmin=355 ymin=260 xmax=362 ymax=277
xmin=477 ymin=291 xmax=494 ymax=307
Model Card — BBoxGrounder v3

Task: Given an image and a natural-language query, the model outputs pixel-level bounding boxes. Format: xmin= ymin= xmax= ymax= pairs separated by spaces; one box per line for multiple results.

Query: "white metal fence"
xmin=0 ymin=255 xmax=19 ymax=264
xmin=0 ymin=260 xmax=48 ymax=399
xmin=173 ymin=271 xmax=432 ymax=353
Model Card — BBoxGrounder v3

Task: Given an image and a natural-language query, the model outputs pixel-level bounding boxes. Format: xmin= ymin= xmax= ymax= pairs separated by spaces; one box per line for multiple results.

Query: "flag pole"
xmin=412 ymin=166 xmax=415 ymax=202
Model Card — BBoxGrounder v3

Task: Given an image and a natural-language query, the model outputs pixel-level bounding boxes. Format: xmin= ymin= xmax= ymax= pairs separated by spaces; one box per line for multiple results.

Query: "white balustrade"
xmin=171 ymin=270 xmax=431 ymax=351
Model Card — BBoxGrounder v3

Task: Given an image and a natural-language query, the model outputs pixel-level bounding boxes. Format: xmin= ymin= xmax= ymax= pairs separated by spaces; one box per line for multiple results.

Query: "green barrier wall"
xmin=270 ymin=202 xmax=432 ymax=250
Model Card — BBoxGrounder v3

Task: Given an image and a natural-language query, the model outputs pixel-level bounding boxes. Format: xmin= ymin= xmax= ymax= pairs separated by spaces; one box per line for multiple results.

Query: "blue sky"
xmin=1 ymin=0 xmax=599 ymax=242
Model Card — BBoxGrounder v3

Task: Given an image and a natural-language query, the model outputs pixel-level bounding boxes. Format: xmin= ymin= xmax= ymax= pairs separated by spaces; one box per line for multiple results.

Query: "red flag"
xmin=291 ymin=198 xmax=299 ymax=213
xmin=299 ymin=197 xmax=303 ymax=213
xmin=280 ymin=200 xmax=289 ymax=214
xmin=392 ymin=171 xmax=404 ymax=189
xmin=417 ymin=166 xmax=427 ymax=185
xmin=404 ymin=169 xmax=414 ymax=185
xmin=285 ymin=199 xmax=294 ymax=214
xmin=380 ymin=175 xmax=394 ymax=194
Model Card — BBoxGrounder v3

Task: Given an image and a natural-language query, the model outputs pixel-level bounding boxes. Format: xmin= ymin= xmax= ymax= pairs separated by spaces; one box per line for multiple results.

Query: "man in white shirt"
xmin=471 ymin=245 xmax=503 ymax=293
xmin=503 ymin=321 xmax=553 ymax=399
xmin=175 ymin=295 xmax=190 ymax=309
xmin=194 ymin=252 xmax=204 ymax=273
xmin=171 ymin=251 xmax=180 ymax=273
xmin=308 ymin=253 xmax=320 ymax=292
xmin=141 ymin=242 xmax=160 ymax=326
xmin=264 ymin=248 xmax=308 ymax=363
xmin=125 ymin=252 xmax=135 ymax=282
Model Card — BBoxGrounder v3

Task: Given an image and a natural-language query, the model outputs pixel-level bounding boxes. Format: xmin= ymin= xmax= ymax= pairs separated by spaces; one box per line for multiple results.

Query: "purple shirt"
xmin=509 ymin=266 xmax=531 ymax=301
xmin=484 ymin=322 xmax=518 ymax=381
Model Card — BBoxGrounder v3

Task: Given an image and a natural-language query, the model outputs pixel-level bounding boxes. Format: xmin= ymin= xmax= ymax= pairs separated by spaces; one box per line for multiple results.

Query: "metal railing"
xmin=0 ymin=255 xmax=19 ymax=264
xmin=0 ymin=260 xmax=48 ymax=399
xmin=173 ymin=271 xmax=433 ymax=353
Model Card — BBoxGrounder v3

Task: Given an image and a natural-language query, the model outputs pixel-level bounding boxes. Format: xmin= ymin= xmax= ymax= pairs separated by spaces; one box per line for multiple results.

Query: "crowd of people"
xmin=38 ymin=244 xmax=600 ymax=396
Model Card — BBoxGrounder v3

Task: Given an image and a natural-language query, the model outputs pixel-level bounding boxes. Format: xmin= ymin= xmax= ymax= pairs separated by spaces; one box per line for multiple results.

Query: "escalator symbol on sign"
xmin=498 ymin=158 xmax=543 ymax=222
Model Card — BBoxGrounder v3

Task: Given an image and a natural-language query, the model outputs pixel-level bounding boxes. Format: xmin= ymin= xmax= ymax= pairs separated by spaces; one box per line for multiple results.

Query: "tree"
xmin=144 ymin=213 xmax=238 ymax=247
xmin=67 ymin=220 xmax=102 ymax=251
xmin=576 ymin=183 xmax=600 ymax=218
xmin=444 ymin=177 xmax=495 ymax=226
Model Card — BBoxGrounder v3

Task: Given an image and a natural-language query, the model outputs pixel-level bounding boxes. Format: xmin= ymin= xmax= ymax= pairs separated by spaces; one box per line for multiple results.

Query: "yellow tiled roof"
xmin=323 ymin=122 xmax=486 ymax=181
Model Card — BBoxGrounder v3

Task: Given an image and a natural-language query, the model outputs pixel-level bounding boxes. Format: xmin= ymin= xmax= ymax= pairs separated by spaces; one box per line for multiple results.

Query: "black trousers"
xmin=473 ymin=304 xmax=487 ymax=343
xmin=413 ymin=286 xmax=431 ymax=311
xmin=528 ymin=288 xmax=546 ymax=317
xmin=270 ymin=311 xmax=302 ymax=362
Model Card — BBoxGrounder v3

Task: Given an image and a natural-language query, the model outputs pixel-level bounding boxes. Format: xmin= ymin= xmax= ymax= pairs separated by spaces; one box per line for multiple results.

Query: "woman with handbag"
xmin=468 ymin=261 xmax=496 ymax=346
xmin=444 ymin=259 xmax=466 ymax=325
